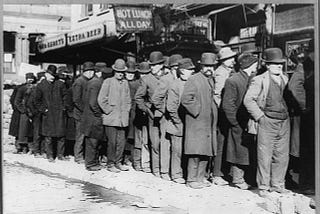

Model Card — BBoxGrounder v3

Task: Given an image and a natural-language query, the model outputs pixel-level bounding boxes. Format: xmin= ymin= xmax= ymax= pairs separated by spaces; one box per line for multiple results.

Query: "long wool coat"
xmin=35 ymin=79 xmax=67 ymax=137
xmin=81 ymin=76 xmax=105 ymax=140
xmin=181 ymin=72 xmax=218 ymax=156
xmin=127 ymin=79 xmax=140 ymax=139
xmin=72 ymin=75 xmax=89 ymax=121
xmin=9 ymin=84 xmax=23 ymax=137
xmin=222 ymin=70 xmax=253 ymax=165
xmin=65 ymin=86 xmax=76 ymax=141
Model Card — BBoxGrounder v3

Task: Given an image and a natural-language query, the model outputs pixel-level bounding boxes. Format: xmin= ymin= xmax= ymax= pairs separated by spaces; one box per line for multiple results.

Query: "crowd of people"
xmin=8 ymin=39 xmax=315 ymax=197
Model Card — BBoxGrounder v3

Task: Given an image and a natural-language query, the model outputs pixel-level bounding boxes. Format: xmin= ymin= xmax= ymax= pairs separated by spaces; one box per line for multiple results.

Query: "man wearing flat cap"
xmin=72 ymin=61 xmax=95 ymax=164
xmin=35 ymin=64 xmax=68 ymax=162
xmin=222 ymin=53 xmax=258 ymax=190
xmin=244 ymin=47 xmax=290 ymax=197
xmin=181 ymin=52 xmax=219 ymax=189
xmin=98 ymin=59 xmax=131 ymax=173
xmin=14 ymin=72 xmax=37 ymax=153
xmin=166 ymin=58 xmax=195 ymax=184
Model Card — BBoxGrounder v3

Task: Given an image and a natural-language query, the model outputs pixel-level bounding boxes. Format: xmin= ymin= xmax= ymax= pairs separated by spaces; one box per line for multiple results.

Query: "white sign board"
xmin=38 ymin=34 xmax=66 ymax=53
xmin=19 ymin=63 xmax=41 ymax=77
xmin=67 ymin=24 xmax=105 ymax=46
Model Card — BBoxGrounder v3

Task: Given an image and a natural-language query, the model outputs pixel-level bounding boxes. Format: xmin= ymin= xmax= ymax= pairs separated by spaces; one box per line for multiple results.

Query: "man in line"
xmin=73 ymin=62 xmax=95 ymax=164
xmin=181 ymin=53 xmax=219 ymax=189
xmin=222 ymin=53 xmax=258 ymax=189
xmin=166 ymin=58 xmax=195 ymax=184
xmin=135 ymin=51 xmax=166 ymax=178
xmin=244 ymin=48 xmax=291 ymax=197
xmin=98 ymin=59 xmax=131 ymax=173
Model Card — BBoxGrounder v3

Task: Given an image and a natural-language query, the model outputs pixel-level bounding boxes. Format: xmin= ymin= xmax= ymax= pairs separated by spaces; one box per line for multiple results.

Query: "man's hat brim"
xmin=112 ymin=64 xmax=127 ymax=72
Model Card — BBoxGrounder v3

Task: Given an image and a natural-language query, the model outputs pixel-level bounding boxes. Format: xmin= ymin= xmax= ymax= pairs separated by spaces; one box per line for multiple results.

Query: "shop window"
xmin=81 ymin=4 xmax=93 ymax=18
xmin=99 ymin=4 xmax=111 ymax=11
xmin=3 ymin=62 xmax=13 ymax=73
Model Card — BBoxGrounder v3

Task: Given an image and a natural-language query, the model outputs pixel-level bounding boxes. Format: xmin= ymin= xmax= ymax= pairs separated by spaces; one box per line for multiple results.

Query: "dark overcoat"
xmin=14 ymin=83 xmax=34 ymax=139
xmin=80 ymin=76 xmax=105 ymax=140
xmin=9 ymin=84 xmax=23 ymax=137
xmin=72 ymin=75 xmax=89 ymax=121
xmin=222 ymin=70 xmax=253 ymax=165
xmin=181 ymin=72 xmax=218 ymax=156
xmin=127 ymin=79 xmax=140 ymax=139
xmin=35 ymin=79 xmax=67 ymax=137
xmin=65 ymin=86 xmax=76 ymax=141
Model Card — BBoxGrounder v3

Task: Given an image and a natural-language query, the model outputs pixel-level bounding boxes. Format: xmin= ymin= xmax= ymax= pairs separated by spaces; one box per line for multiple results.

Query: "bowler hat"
xmin=178 ymin=58 xmax=195 ymax=70
xmin=262 ymin=48 xmax=286 ymax=64
xmin=199 ymin=52 xmax=218 ymax=65
xmin=169 ymin=54 xmax=183 ymax=67
xmin=126 ymin=61 xmax=136 ymax=73
xmin=112 ymin=59 xmax=127 ymax=72
xmin=37 ymin=71 xmax=45 ymax=80
xmin=138 ymin=62 xmax=151 ymax=74
xmin=218 ymin=47 xmax=237 ymax=61
xmin=25 ymin=72 xmax=36 ymax=80
xmin=149 ymin=51 xmax=164 ymax=65
xmin=83 ymin=61 xmax=95 ymax=72
xmin=46 ymin=65 xmax=57 ymax=76
xmin=213 ymin=40 xmax=226 ymax=53
xmin=241 ymin=43 xmax=260 ymax=54
xmin=95 ymin=62 xmax=107 ymax=73
xmin=238 ymin=53 xmax=258 ymax=70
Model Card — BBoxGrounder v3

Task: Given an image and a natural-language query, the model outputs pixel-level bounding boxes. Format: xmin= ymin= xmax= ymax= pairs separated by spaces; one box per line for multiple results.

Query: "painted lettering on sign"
xmin=114 ymin=7 xmax=154 ymax=33
xmin=38 ymin=35 xmax=66 ymax=53
xmin=67 ymin=24 xmax=105 ymax=46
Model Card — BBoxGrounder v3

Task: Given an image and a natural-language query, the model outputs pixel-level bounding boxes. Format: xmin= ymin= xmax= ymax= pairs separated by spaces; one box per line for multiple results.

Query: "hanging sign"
xmin=171 ymin=17 xmax=209 ymax=38
xmin=240 ymin=26 xmax=258 ymax=39
xmin=114 ymin=6 xmax=154 ymax=33
xmin=38 ymin=34 xmax=66 ymax=53
xmin=67 ymin=24 xmax=105 ymax=46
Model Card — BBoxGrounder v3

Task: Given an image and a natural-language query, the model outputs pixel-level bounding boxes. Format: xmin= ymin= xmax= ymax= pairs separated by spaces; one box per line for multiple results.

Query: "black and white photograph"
xmin=1 ymin=2 xmax=318 ymax=214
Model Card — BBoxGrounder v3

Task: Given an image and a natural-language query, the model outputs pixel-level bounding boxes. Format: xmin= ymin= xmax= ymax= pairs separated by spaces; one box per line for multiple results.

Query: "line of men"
xmin=9 ymin=39 xmax=314 ymax=197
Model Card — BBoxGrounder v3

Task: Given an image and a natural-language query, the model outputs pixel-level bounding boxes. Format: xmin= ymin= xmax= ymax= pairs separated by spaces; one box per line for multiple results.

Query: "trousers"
xmin=45 ymin=136 xmax=65 ymax=159
xmin=74 ymin=119 xmax=85 ymax=161
xmin=85 ymin=137 xmax=100 ymax=168
xmin=187 ymin=155 xmax=209 ymax=182
xmin=105 ymin=126 xmax=126 ymax=167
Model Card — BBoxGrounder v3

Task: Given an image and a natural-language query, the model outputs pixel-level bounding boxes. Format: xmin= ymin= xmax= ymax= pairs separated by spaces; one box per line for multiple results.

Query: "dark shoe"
xmin=186 ymin=182 xmax=204 ymax=189
xmin=48 ymin=158 xmax=55 ymax=163
xmin=58 ymin=156 xmax=70 ymax=161
xmin=76 ymin=159 xmax=85 ymax=164
xmin=34 ymin=153 xmax=42 ymax=158
xmin=173 ymin=178 xmax=185 ymax=184
xmin=310 ymin=198 xmax=315 ymax=209
xmin=107 ymin=166 xmax=121 ymax=173
xmin=161 ymin=174 xmax=171 ymax=181
xmin=115 ymin=164 xmax=130 ymax=171
xmin=86 ymin=165 xmax=102 ymax=171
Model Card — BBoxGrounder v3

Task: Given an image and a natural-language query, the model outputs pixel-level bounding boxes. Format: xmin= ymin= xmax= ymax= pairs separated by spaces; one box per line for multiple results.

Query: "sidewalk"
xmin=4 ymin=151 xmax=299 ymax=214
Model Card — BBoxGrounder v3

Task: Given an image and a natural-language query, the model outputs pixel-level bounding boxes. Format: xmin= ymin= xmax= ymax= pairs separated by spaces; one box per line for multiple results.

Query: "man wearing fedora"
xmin=98 ymin=59 xmax=131 ymax=173
xmin=166 ymin=58 xmax=195 ymax=184
xmin=14 ymin=72 xmax=37 ymax=154
xmin=135 ymin=51 xmax=166 ymax=178
xmin=35 ymin=65 xmax=68 ymax=162
xmin=181 ymin=52 xmax=219 ymax=189
xmin=222 ymin=53 xmax=258 ymax=190
xmin=72 ymin=62 xmax=95 ymax=164
xmin=132 ymin=62 xmax=152 ymax=172
xmin=80 ymin=62 xmax=109 ymax=171
xmin=151 ymin=53 xmax=183 ymax=180
xmin=244 ymin=47 xmax=290 ymax=196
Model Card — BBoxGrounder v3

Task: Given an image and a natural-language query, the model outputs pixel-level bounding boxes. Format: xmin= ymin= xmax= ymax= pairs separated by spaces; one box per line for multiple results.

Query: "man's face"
xmin=45 ymin=73 xmax=55 ymax=82
xmin=246 ymin=62 xmax=258 ymax=77
xmin=151 ymin=64 xmax=163 ymax=75
xmin=96 ymin=71 xmax=102 ymax=78
xmin=114 ymin=71 xmax=124 ymax=80
xmin=125 ymin=72 xmax=135 ymax=81
xmin=26 ymin=78 xmax=34 ymax=84
xmin=267 ymin=63 xmax=283 ymax=75
xmin=180 ymin=69 xmax=193 ymax=81
xmin=223 ymin=57 xmax=235 ymax=68
xmin=83 ymin=70 xmax=95 ymax=79
xmin=202 ymin=65 xmax=215 ymax=77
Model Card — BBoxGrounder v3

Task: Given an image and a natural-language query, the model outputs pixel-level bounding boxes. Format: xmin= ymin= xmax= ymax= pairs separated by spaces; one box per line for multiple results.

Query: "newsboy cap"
xmin=178 ymin=58 xmax=195 ymax=70
xmin=199 ymin=52 xmax=218 ymax=65
xmin=37 ymin=71 xmax=45 ymax=80
xmin=95 ymin=62 xmax=107 ymax=73
xmin=262 ymin=48 xmax=286 ymax=64
xmin=238 ymin=53 xmax=258 ymax=70
xmin=169 ymin=54 xmax=183 ymax=67
xmin=149 ymin=51 xmax=164 ymax=65
xmin=112 ymin=59 xmax=127 ymax=72
xmin=83 ymin=61 xmax=95 ymax=72
xmin=25 ymin=72 xmax=36 ymax=80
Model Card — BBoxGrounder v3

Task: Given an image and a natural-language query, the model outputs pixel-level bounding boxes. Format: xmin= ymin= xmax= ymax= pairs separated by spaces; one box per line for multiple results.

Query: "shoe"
xmin=310 ymin=198 xmax=316 ymax=209
xmin=142 ymin=168 xmax=152 ymax=173
xmin=48 ymin=158 xmax=55 ymax=163
xmin=76 ymin=159 xmax=85 ymax=164
xmin=202 ymin=179 xmax=212 ymax=187
xmin=212 ymin=176 xmax=229 ymax=186
xmin=153 ymin=172 xmax=161 ymax=178
xmin=64 ymin=156 xmax=71 ymax=160
xmin=41 ymin=153 xmax=47 ymax=159
xmin=34 ymin=153 xmax=42 ymax=158
xmin=259 ymin=190 xmax=269 ymax=198
xmin=186 ymin=182 xmax=204 ymax=189
xmin=107 ymin=166 xmax=121 ymax=173
xmin=233 ymin=182 xmax=250 ymax=190
xmin=58 ymin=156 xmax=70 ymax=161
xmin=173 ymin=178 xmax=185 ymax=184
xmin=115 ymin=164 xmax=130 ymax=171
xmin=133 ymin=165 xmax=142 ymax=171
xmin=101 ymin=156 xmax=108 ymax=164
xmin=124 ymin=160 xmax=132 ymax=167
xmin=22 ymin=148 xmax=28 ymax=154
xmin=161 ymin=174 xmax=171 ymax=181
xmin=27 ymin=150 xmax=33 ymax=155
xmin=86 ymin=165 xmax=102 ymax=171
xmin=270 ymin=187 xmax=291 ymax=194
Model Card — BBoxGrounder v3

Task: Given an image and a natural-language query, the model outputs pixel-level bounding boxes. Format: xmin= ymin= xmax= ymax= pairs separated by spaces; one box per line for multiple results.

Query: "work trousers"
xmin=187 ymin=155 xmax=209 ymax=183
xmin=231 ymin=164 xmax=246 ymax=184
xmin=32 ymin=114 xmax=45 ymax=154
xmin=133 ymin=125 xmax=150 ymax=169
xmin=148 ymin=117 xmax=161 ymax=174
xmin=45 ymin=136 xmax=65 ymax=159
xmin=105 ymin=126 xmax=126 ymax=167
xmin=85 ymin=137 xmax=100 ymax=168
xmin=74 ymin=119 xmax=85 ymax=162
xmin=170 ymin=135 xmax=183 ymax=179
xmin=257 ymin=116 xmax=290 ymax=190
xmin=159 ymin=117 xmax=171 ymax=175
xmin=212 ymin=127 xmax=225 ymax=177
